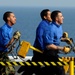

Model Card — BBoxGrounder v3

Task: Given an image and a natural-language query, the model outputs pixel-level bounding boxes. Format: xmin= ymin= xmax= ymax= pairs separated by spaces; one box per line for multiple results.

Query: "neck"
xmin=7 ymin=22 xmax=13 ymax=26
xmin=55 ymin=21 xmax=60 ymax=25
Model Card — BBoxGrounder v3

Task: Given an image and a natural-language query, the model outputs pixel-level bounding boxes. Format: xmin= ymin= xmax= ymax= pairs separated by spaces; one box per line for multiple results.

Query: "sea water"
xmin=0 ymin=6 xmax=75 ymax=57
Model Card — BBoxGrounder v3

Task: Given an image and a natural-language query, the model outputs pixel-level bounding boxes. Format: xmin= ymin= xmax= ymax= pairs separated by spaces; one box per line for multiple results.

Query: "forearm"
xmin=61 ymin=37 xmax=67 ymax=41
xmin=6 ymin=37 xmax=15 ymax=48
xmin=46 ymin=44 xmax=64 ymax=51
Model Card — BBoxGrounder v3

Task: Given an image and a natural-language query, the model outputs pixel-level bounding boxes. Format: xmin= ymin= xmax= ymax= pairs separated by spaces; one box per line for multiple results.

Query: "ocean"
xmin=0 ymin=6 xmax=75 ymax=57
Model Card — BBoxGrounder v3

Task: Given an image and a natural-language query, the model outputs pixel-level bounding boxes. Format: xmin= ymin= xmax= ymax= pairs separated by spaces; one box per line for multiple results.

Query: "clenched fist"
xmin=63 ymin=46 xmax=70 ymax=53
xmin=13 ymin=31 xmax=21 ymax=39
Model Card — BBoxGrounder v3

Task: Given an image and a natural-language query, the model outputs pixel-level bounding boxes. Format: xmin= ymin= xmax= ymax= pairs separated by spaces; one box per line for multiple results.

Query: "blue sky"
xmin=0 ymin=0 xmax=75 ymax=7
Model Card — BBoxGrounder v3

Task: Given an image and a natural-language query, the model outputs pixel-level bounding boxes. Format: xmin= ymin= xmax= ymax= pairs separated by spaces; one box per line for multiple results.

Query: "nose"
xmin=15 ymin=17 xmax=16 ymax=20
xmin=63 ymin=17 xmax=64 ymax=19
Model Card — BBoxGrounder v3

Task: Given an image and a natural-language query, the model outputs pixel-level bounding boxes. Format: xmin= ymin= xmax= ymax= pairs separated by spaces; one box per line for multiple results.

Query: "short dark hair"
xmin=40 ymin=9 xmax=50 ymax=20
xmin=3 ymin=11 xmax=13 ymax=22
xmin=51 ymin=10 xmax=61 ymax=22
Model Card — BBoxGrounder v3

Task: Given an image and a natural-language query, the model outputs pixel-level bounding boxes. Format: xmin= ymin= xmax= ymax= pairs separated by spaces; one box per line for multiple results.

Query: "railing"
xmin=69 ymin=61 xmax=74 ymax=75
xmin=62 ymin=57 xmax=75 ymax=75
xmin=8 ymin=56 xmax=75 ymax=75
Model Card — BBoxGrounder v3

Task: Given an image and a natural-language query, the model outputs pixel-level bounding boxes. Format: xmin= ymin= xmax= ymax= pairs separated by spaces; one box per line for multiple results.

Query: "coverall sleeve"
xmin=43 ymin=28 xmax=54 ymax=46
xmin=1 ymin=29 xmax=9 ymax=46
xmin=36 ymin=27 xmax=44 ymax=50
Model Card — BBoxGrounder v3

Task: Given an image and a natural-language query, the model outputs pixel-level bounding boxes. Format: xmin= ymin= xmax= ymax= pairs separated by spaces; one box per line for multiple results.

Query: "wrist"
xmin=57 ymin=46 xmax=59 ymax=50
xmin=57 ymin=46 xmax=64 ymax=51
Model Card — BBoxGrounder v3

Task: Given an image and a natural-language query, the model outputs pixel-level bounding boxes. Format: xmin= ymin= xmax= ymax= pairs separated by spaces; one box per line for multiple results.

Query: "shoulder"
xmin=0 ymin=24 xmax=8 ymax=33
xmin=50 ymin=23 xmax=55 ymax=31
xmin=37 ymin=21 xmax=45 ymax=30
xmin=1 ymin=24 xmax=8 ymax=29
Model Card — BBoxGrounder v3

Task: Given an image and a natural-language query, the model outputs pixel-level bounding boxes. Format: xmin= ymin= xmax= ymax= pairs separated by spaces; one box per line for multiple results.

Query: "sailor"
xmin=17 ymin=9 xmax=52 ymax=75
xmin=0 ymin=11 xmax=20 ymax=75
xmin=42 ymin=10 xmax=70 ymax=75
xmin=32 ymin=9 xmax=52 ymax=61
xmin=31 ymin=9 xmax=52 ymax=75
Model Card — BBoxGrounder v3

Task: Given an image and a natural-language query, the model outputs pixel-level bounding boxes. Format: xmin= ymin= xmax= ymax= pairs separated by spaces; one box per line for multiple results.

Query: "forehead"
xmin=47 ymin=11 xmax=51 ymax=14
xmin=57 ymin=12 xmax=62 ymax=16
xmin=9 ymin=13 xmax=15 ymax=16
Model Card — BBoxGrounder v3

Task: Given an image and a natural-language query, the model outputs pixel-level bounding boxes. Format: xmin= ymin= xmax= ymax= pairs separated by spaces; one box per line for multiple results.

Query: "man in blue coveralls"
xmin=30 ymin=9 xmax=52 ymax=75
xmin=17 ymin=9 xmax=52 ymax=75
xmin=42 ymin=10 xmax=70 ymax=75
xmin=32 ymin=9 xmax=52 ymax=61
xmin=0 ymin=11 xmax=20 ymax=75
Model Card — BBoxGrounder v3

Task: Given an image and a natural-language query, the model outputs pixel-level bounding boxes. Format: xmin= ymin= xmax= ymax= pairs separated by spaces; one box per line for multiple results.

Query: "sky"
xmin=0 ymin=0 xmax=75 ymax=7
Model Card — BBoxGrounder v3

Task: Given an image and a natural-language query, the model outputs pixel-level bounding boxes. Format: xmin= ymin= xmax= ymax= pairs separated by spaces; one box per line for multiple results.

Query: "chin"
xmin=60 ymin=22 xmax=62 ymax=25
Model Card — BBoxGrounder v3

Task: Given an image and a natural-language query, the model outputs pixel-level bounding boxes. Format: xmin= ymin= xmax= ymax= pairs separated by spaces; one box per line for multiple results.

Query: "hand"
xmin=63 ymin=46 xmax=70 ymax=53
xmin=65 ymin=38 xmax=72 ymax=45
xmin=62 ymin=32 xmax=68 ymax=38
xmin=13 ymin=31 xmax=21 ymax=39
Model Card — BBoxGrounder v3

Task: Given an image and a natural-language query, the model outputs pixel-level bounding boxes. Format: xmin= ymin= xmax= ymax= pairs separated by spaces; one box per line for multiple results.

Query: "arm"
xmin=61 ymin=37 xmax=67 ymax=41
xmin=2 ymin=29 xmax=20 ymax=48
xmin=46 ymin=44 xmax=64 ymax=51
xmin=5 ymin=37 xmax=15 ymax=48
xmin=43 ymin=29 xmax=70 ymax=53
xmin=36 ymin=26 xmax=44 ymax=50
xmin=6 ymin=31 xmax=21 ymax=48
xmin=1 ymin=29 xmax=13 ymax=48
xmin=43 ymin=27 xmax=64 ymax=51
xmin=60 ymin=32 xmax=72 ymax=43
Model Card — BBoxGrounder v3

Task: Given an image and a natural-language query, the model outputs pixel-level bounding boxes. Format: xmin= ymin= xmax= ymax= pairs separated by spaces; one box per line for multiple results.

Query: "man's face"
xmin=45 ymin=11 xmax=52 ymax=22
xmin=8 ymin=13 xmax=16 ymax=25
xmin=56 ymin=13 xmax=64 ymax=25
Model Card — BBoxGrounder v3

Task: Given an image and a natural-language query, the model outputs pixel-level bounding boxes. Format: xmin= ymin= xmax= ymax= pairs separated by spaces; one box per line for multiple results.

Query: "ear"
xmin=7 ymin=17 xmax=10 ymax=21
xmin=56 ymin=17 xmax=58 ymax=21
xmin=44 ymin=16 xmax=47 ymax=19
